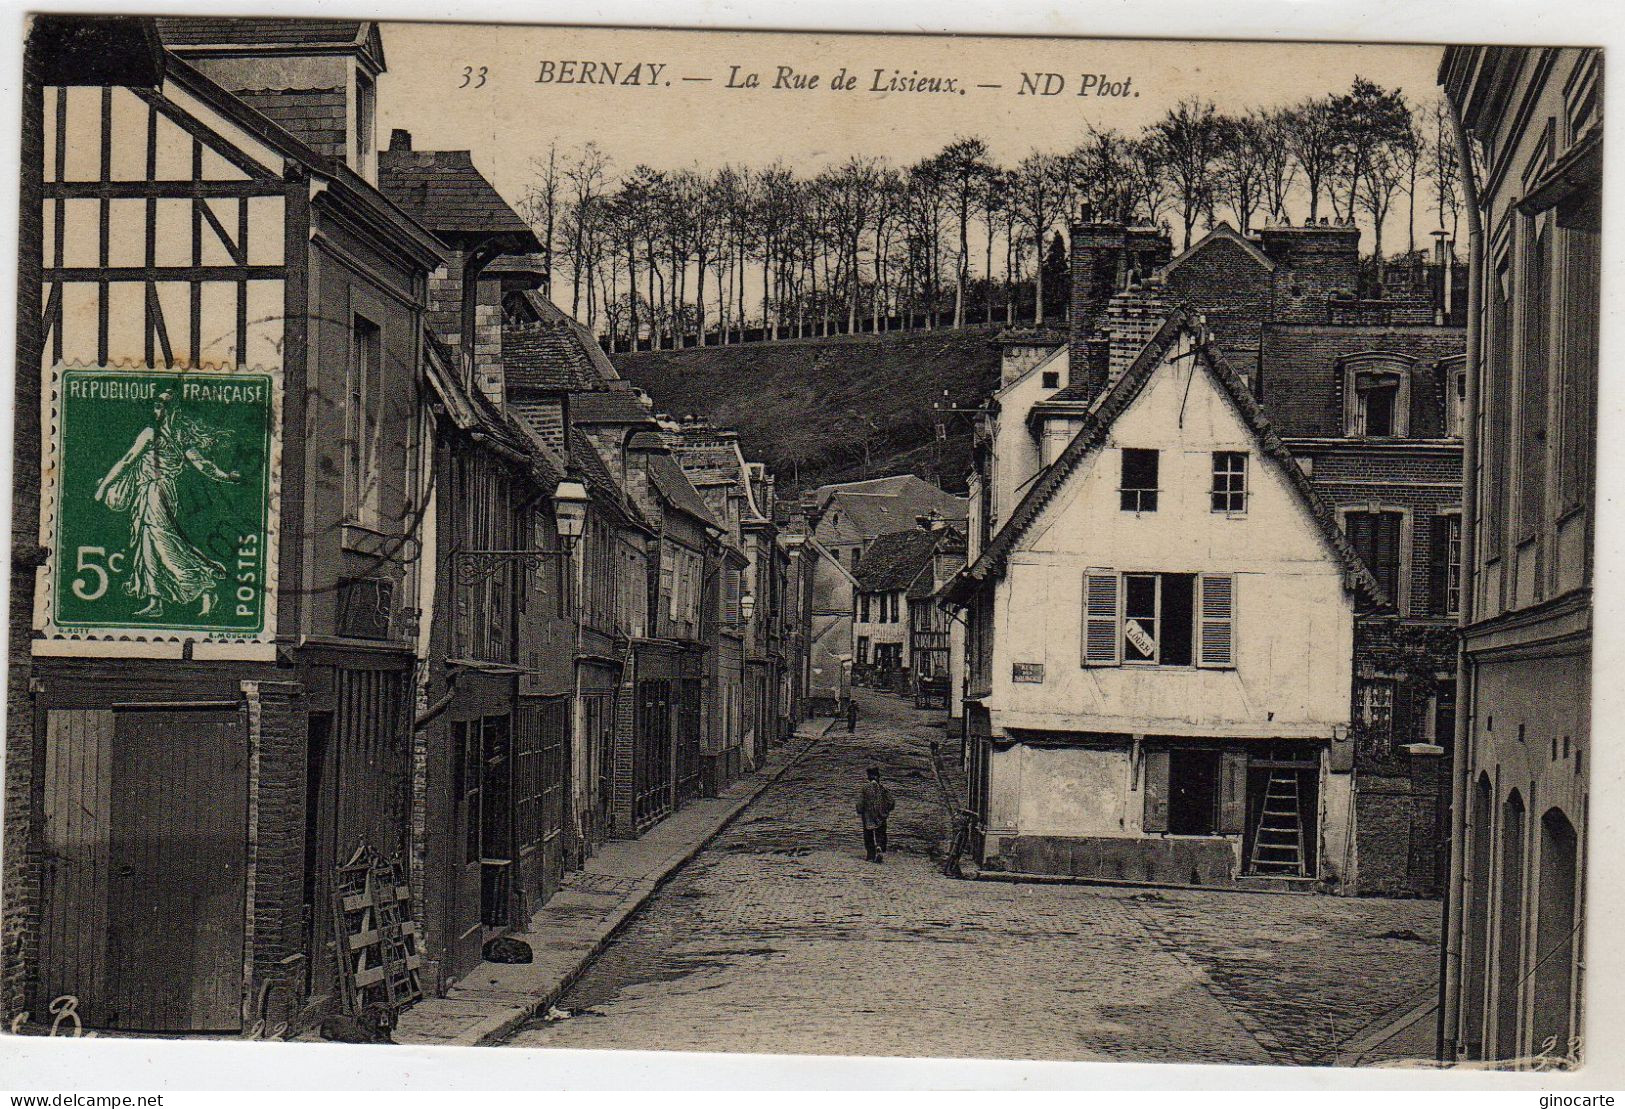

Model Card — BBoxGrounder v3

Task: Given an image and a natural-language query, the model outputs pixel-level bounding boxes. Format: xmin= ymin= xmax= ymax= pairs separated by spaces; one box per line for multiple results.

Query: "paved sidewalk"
xmin=393 ymin=719 xmax=834 ymax=1047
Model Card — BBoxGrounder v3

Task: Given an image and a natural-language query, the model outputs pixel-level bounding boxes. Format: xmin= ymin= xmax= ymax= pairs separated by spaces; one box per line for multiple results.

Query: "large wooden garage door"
xmin=107 ymin=708 xmax=248 ymax=1032
xmin=38 ymin=706 xmax=248 ymax=1032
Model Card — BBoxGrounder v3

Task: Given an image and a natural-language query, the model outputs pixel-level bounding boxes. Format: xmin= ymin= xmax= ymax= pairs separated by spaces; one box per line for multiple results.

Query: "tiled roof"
xmin=378 ymin=147 xmax=538 ymax=248
xmin=855 ymin=529 xmax=941 ymax=593
xmin=946 ymin=310 xmax=1386 ymax=609
xmin=572 ymin=388 xmax=655 ymax=425
xmin=503 ymin=325 xmax=600 ymax=393
xmin=649 ymin=453 xmax=719 ymax=529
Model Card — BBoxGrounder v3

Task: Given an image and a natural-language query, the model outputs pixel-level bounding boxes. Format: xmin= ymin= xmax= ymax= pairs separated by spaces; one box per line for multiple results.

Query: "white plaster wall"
xmin=991 ymin=346 xmax=1067 ymax=532
xmin=989 ymin=333 xmax=1354 ymax=738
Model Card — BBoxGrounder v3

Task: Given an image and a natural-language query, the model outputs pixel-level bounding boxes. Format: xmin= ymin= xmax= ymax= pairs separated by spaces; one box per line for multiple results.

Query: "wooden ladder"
xmin=1247 ymin=770 xmax=1307 ymax=877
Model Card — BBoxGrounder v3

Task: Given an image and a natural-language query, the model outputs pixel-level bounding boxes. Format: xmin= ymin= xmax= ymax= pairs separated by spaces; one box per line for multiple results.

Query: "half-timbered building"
xmin=10 ymin=15 xmax=444 ymax=1030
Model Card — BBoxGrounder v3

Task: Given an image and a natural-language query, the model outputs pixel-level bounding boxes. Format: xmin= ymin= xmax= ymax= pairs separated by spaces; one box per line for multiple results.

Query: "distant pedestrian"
xmin=846 ymin=698 xmax=857 ymax=734
xmin=857 ymin=765 xmax=894 ymax=863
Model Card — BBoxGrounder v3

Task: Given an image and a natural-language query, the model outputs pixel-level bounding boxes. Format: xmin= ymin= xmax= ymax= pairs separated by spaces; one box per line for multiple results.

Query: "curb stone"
xmin=406 ymin=728 xmax=827 ymax=1048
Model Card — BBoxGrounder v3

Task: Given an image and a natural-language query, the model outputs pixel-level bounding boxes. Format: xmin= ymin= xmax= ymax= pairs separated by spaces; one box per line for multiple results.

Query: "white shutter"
xmin=1198 ymin=573 xmax=1236 ymax=669
xmin=1082 ymin=570 xmax=1121 ymax=666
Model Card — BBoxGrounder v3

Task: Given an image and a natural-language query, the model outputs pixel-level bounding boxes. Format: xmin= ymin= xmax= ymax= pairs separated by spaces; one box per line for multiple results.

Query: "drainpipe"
xmin=1439 ymin=89 xmax=1484 ymax=1065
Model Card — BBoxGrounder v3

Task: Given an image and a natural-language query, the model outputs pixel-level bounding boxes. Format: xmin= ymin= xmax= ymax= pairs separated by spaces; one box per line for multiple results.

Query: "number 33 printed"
xmin=460 ymin=66 xmax=488 ymax=89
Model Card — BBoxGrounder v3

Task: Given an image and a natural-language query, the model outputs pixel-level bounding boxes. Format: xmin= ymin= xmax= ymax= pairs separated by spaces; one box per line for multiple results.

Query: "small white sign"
xmin=1123 ymin=619 xmax=1157 ymax=658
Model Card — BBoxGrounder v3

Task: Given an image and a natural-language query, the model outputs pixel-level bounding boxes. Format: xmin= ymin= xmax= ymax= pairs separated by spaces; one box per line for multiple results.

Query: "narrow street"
xmin=505 ymin=690 xmax=1440 ymax=1065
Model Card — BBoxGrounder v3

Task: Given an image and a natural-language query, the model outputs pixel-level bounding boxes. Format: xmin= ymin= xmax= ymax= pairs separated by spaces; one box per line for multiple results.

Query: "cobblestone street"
xmin=505 ymin=690 xmax=1440 ymax=1065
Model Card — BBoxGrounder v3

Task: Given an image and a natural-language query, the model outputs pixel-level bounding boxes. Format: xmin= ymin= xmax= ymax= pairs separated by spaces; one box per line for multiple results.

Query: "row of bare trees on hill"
xmin=518 ymin=79 xmax=1466 ymax=352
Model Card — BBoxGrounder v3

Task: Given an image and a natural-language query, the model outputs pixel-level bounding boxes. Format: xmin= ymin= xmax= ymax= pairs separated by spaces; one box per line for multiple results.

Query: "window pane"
xmin=1124 ymin=573 xmax=1157 ymax=662
xmin=1121 ymin=449 xmax=1159 ymax=513
xmin=1161 ymin=573 xmax=1195 ymax=665
xmin=1365 ymin=385 xmax=1397 ymax=437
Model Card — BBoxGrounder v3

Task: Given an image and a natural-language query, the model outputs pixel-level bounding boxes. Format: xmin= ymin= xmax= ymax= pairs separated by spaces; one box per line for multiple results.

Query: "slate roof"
xmin=855 ymin=529 xmax=942 ymax=593
xmin=813 ymin=475 xmax=968 ymax=547
xmin=378 ymin=147 xmax=538 ymax=249
xmin=946 ymin=310 xmax=1386 ymax=609
xmin=156 ymin=17 xmax=373 ymax=49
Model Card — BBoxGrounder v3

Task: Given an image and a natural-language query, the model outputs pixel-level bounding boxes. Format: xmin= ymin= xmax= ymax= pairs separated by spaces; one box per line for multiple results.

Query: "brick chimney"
xmin=1258 ymin=218 xmax=1361 ymax=323
xmin=1068 ymin=206 xmax=1172 ymax=404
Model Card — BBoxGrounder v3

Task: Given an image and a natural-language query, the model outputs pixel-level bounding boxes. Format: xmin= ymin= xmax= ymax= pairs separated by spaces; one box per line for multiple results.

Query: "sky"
xmin=372 ymin=23 xmax=1454 ymax=308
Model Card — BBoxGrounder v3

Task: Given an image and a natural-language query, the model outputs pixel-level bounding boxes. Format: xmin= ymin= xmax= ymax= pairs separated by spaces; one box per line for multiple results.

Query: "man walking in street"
xmin=857 ymin=765 xmax=894 ymax=863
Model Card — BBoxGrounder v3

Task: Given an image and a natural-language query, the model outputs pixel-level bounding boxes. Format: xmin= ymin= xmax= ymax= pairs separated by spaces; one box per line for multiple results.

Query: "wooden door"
xmin=36 ymin=709 xmax=115 ymax=1024
xmin=538 ymin=699 xmax=569 ymax=901
xmin=106 ymin=709 xmax=247 ymax=1032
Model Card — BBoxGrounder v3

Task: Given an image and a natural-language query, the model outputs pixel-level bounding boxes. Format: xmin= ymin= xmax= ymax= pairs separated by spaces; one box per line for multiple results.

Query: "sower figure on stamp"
xmin=857 ymin=765 xmax=894 ymax=863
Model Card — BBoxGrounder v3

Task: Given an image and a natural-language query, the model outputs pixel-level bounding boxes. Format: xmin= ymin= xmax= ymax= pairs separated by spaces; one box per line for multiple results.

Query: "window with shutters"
xmin=1344 ymin=508 xmax=1406 ymax=612
xmin=1211 ymin=452 xmax=1248 ymax=514
xmin=1120 ymin=449 xmax=1160 ymax=512
xmin=1558 ymin=225 xmax=1600 ymax=512
xmin=1083 ymin=571 xmax=1205 ymax=668
xmin=1197 ymin=573 xmax=1236 ymax=668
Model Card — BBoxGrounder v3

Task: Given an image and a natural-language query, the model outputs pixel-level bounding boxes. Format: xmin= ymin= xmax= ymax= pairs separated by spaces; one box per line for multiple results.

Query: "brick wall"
xmin=241 ymin=680 xmax=309 ymax=1027
xmin=1258 ymin=223 xmax=1361 ymax=322
xmin=1162 ymin=235 xmax=1274 ymax=379
xmin=1261 ymin=325 xmax=1467 ymax=438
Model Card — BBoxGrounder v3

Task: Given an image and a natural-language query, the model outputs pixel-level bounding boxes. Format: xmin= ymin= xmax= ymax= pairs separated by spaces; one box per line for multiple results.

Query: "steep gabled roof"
xmin=946 ymin=311 xmax=1386 ymax=608
xmin=1159 ymin=221 xmax=1276 ymax=279
xmin=649 ymin=453 xmax=720 ymax=530
xmin=856 ymin=528 xmax=943 ymax=593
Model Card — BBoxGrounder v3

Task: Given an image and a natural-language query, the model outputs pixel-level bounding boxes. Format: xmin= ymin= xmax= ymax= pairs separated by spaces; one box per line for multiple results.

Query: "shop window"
xmin=1120 ymin=448 xmax=1159 ymax=512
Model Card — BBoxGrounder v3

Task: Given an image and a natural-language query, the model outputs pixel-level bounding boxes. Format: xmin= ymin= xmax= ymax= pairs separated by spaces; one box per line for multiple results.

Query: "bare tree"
xmin=1282 ymin=96 xmax=1340 ymax=221
xmin=979 ymin=168 xmax=1010 ymax=324
xmin=562 ymin=142 xmax=612 ymax=319
xmin=516 ymin=143 xmax=561 ymax=295
xmin=1214 ymin=113 xmax=1266 ymax=234
xmin=937 ymin=137 xmax=993 ymax=328
xmin=1148 ymin=98 xmax=1226 ymax=248
xmin=1011 ymin=151 xmax=1067 ymax=324
xmin=1253 ymin=108 xmax=1299 ymax=224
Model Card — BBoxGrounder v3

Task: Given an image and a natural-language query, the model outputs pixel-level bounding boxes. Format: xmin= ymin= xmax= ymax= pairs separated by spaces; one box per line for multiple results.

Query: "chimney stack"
xmin=389 ymin=128 xmax=412 ymax=152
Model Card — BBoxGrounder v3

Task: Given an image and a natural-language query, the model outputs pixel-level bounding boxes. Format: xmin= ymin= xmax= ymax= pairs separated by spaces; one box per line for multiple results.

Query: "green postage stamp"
xmin=37 ymin=365 xmax=281 ymax=647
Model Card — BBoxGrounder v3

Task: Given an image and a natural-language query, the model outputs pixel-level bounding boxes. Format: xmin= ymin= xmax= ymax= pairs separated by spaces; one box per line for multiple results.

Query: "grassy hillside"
xmin=611 ymin=326 xmax=1004 ymax=499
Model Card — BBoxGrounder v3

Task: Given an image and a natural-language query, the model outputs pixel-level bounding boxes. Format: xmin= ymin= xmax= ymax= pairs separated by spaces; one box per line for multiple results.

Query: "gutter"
xmin=1439 ymin=90 xmax=1484 ymax=1065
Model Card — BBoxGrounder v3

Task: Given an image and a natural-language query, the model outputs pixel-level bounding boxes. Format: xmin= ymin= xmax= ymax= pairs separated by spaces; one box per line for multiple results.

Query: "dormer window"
xmin=1342 ymin=355 xmax=1413 ymax=438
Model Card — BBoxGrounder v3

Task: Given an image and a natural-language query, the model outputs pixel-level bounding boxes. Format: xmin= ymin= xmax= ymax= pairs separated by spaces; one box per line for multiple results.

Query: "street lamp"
xmin=452 ymin=472 xmax=590 ymax=586
xmin=552 ymin=476 xmax=589 ymax=545
xmin=740 ymin=593 xmax=756 ymax=623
